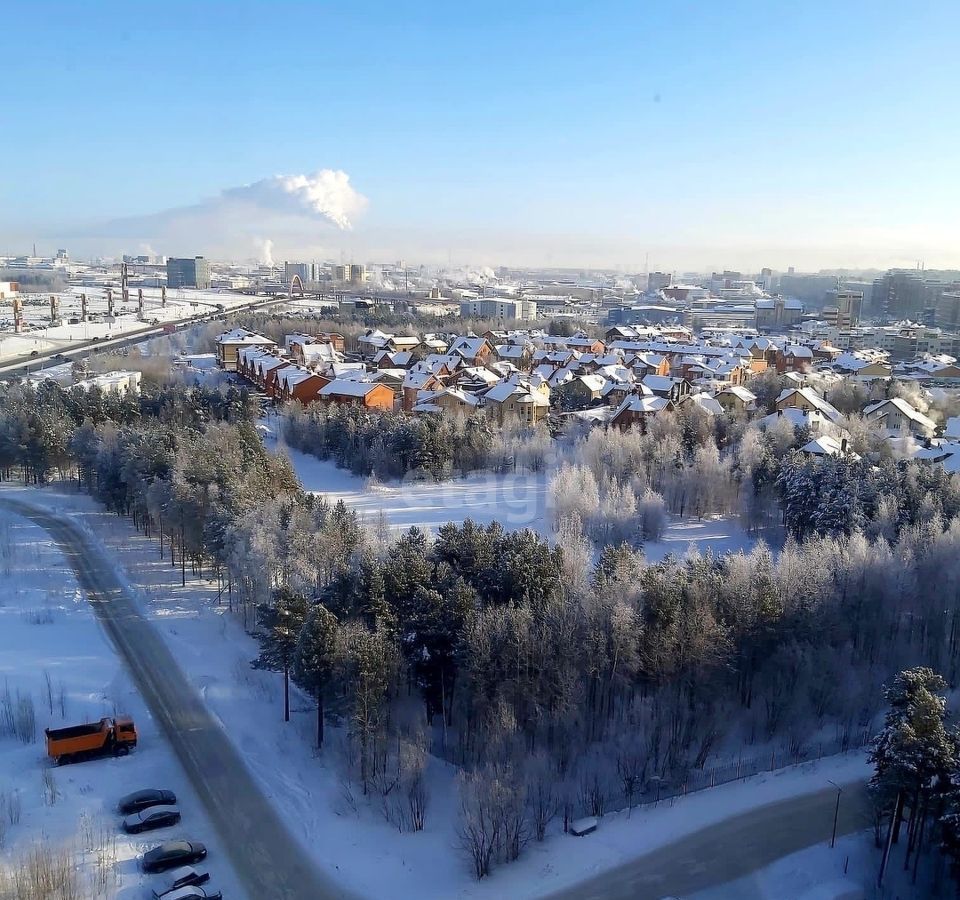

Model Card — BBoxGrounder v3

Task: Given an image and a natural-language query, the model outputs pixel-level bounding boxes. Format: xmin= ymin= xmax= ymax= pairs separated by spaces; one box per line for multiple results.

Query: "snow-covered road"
xmin=0 ymin=497 xmax=350 ymax=900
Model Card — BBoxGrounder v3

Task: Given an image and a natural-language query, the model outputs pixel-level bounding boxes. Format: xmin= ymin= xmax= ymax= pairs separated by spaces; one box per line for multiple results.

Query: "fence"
xmin=605 ymin=726 xmax=874 ymax=818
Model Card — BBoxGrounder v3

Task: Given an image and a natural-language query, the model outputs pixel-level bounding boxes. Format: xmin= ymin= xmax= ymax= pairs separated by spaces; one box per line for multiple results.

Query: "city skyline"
xmin=2 ymin=0 xmax=959 ymax=271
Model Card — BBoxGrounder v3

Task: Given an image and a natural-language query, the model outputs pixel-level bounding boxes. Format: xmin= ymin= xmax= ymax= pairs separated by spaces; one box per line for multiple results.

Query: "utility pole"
xmin=121 ymin=262 xmax=129 ymax=308
xmin=878 ymin=791 xmax=903 ymax=887
xmin=827 ymin=781 xmax=842 ymax=848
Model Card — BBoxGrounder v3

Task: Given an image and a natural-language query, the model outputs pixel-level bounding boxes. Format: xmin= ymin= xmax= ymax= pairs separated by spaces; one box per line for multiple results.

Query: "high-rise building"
xmin=870 ymin=271 xmax=926 ymax=319
xmin=647 ymin=271 xmax=671 ymax=292
xmin=284 ymin=261 xmax=311 ymax=284
xmin=167 ymin=256 xmax=211 ymax=289
xmin=936 ymin=290 xmax=960 ymax=330
xmin=823 ymin=289 xmax=863 ymax=329
xmin=348 ymin=264 xmax=366 ymax=284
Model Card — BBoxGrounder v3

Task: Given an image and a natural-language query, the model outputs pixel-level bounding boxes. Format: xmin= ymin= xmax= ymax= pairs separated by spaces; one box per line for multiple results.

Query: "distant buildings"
xmin=871 ymin=270 xmax=925 ymax=319
xmin=777 ymin=272 xmax=838 ymax=306
xmin=460 ymin=297 xmax=538 ymax=322
xmin=755 ymin=297 xmax=803 ymax=331
xmin=331 ymin=264 xmax=367 ymax=284
xmin=167 ymin=256 xmax=211 ymax=289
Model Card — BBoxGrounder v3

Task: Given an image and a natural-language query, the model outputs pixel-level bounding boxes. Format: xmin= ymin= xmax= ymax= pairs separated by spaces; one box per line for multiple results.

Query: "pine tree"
xmin=871 ymin=668 xmax=957 ymax=866
xmin=292 ymin=604 xmax=339 ymax=749
xmin=253 ymin=587 xmax=310 ymax=723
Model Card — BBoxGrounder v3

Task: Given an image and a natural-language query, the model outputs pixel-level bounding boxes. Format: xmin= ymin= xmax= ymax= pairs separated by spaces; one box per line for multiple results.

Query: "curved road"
xmin=544 ymin=780 xmax=870 ymax=900
xmin=0 ymin=497 xmax=354 ymax=900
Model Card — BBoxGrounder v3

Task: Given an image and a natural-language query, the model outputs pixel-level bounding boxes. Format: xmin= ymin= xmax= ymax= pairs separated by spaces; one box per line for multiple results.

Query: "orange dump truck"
xmin=45 ymin=716 xmax=138 ymax=765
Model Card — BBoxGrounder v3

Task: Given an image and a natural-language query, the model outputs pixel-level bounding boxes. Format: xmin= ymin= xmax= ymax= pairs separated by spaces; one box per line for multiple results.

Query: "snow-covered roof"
xmin=800 ymin=435 xmax=859 ymax=459
xmin=449 ymin=336 xmax=490 ymax=358
xmin=612 ymin=394 xmax=670 ymax=417
xmin=686 ymin=393 xmax=724 ymax=415
xmin=277 ymin=367 xmax=318 ymax=389
xmin=217 ymin=328 xmax=276 ymax=346
xmin=776 ymin=387 xmax=842 ymax=422
xmin=319 ymin=380 xmax=384 ymax=398
xmin=717 ymin=385 xmax=757 ymax=403
xmin=642 ymin=374 xmax=676 ymax=393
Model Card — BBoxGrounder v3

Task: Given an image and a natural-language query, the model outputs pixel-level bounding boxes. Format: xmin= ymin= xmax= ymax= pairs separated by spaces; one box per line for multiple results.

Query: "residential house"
xmin=610 ymin=394 xmax=672 ymax=429
xmin=413 ymin=387 xmax=481 ymax=415
xmin=775 ymin=387 xmax=843 ymax=425
xmin=215 ymin=328 xmax=277 ymax=371
xmin=862 ymin=397 xmax=936 ymax=438
xmin=642 ymin=374 xmax=692 ymax=402
xmin=482 ymin=375 xmax=551 ymax=425
xmin=833 ymin=351 xmax=892 ymax=379
xmin=319 ymin=380 xmax=396 ymax=410
xmin=553 ymin=374 xmax=606 ymax=409
xmin=276 ymin=368 xmax=330 ymax=405
xmin=800 ymin=435 xmax=859 ymax=460
xmin=448 ymin=336 xmax=494 ymax=367
xmin=781 ymin=345 xmax=814 ymax=372
xmin=402 ymin=370 xmax=443 ymax=412
xmin=715 ymin=385 xmax=758 ymax=414
xmin=679 ymin=392 xmax=724 ymax=415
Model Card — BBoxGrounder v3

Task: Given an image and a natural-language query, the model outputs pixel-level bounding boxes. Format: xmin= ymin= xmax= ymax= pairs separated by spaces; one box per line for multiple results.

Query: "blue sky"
xmin=2 ymin=0 xmax=958 ymax=270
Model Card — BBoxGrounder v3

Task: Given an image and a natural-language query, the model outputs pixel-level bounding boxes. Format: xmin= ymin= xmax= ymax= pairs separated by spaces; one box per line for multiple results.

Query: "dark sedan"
xmin=122 ymin=805 xmax=181 ymax=834
xmin=117 ymin=788 xmax=177 ymax=815
xmin=141 ymin=841 xmax=207 ymax=874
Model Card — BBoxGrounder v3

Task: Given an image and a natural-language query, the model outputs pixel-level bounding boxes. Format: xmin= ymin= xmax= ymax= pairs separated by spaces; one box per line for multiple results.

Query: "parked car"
xmin=150 ymin=866 xmax=209 ymax=899
xmin=161 ymin=887 xmax=221 ymax=900
xmin=118 ymin=788 xmax=177 ymax=815
xmin=123 ymin=805 xmax=181 ymax=834
xmin=141 ymin=841 xmax=207 ymax=873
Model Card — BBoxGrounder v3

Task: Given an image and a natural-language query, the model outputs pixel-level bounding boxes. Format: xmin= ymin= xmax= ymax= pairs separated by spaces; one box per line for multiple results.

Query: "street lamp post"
xmin=828 ymin=780 xmax=842 ymax=848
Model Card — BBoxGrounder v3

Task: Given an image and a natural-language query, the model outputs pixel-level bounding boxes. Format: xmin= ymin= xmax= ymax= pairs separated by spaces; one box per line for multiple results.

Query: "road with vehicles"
xmin=0 ymin=497 xmax=354 ymax=900
xmin=544 ymin=779 xmax=871 ymax=900
xmin=0 ymin=292 xmax=292 ymax=378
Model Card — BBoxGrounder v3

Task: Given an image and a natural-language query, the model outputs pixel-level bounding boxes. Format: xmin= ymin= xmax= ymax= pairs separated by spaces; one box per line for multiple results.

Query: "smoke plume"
xmin=72 ymin=169 xmax=368 ymax=259
xmin=223 ymin=171 xmax=367 ymax=230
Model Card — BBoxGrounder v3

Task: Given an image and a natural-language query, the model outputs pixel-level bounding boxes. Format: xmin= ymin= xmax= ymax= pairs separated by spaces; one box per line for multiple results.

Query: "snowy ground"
xmin=692 ymin=828 xmax=931 ymax=900
xmin=0 ymin=484 xmax=875 ymax=900
xmin=261 ymin=417 xmax=759 ymax=560
xmin=0 ymin=506 xmax=243 ymax=899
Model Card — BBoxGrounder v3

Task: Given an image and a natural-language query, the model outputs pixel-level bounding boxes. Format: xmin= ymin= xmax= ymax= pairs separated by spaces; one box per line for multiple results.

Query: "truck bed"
xmin=46 ymin=720 xmax=107 ymax=741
